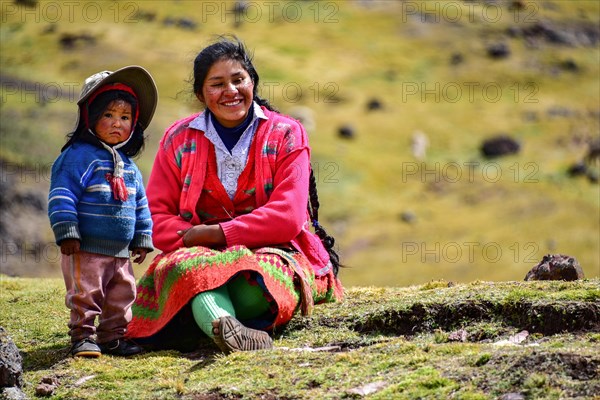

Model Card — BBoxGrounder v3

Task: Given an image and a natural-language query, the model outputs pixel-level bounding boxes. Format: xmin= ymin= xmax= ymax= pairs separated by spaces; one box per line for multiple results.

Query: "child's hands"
xmin=132 ymin=248 xmax=148 ymax=264
xmin=60 ymin=239 xmax=80 ymax=255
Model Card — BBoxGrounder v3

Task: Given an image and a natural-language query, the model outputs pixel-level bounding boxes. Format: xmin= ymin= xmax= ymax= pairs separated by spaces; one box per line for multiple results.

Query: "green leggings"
xmin=191 ymin=274 xmax=270 ymax=338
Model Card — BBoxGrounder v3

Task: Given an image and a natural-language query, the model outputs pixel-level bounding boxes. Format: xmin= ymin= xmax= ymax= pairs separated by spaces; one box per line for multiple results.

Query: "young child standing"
xmin=48 ymin=66 xmax=158 ymax=357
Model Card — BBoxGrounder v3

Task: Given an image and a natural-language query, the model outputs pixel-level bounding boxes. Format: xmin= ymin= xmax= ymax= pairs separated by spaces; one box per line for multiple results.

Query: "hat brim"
xmin=76 ymin=65 xmax=158 ymax=130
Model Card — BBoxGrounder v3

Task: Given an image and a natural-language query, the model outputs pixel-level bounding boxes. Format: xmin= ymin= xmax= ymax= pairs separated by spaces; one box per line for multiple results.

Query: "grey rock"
xmin=0 ymin=327 xmax=23 ymax=388
xmin=0 ymin=387 xmax=28 ymax=400
xmin=525 ymin=254 xmax=585 ymax=281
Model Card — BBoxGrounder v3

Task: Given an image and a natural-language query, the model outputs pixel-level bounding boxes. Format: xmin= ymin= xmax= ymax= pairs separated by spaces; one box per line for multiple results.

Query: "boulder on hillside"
xmin=585 ymin=140 xmax=600 ymax=166
xmin=480 ymin=135 xmax=520 ymax=158
xmin=486 ymin=42 xmax=511 ymax=59
xmin=14 ymin=0 xmax=37 ymax=6
xmin=450 ymin=52 xmax=464 ymax=65
xmin=524 ymin=254 xmax=585 ymax=281
xmin=338 ymin=124 xmax=356 ymax=139
xmin=366 ymin=98 xmax=383 ymax=111
xmin=59 ymin=33 xmax=96 ymax=50
xmin=507 ymin=21 xmax=600 ymax=48
xmin=567 ymin=140 xmax=600 ymax=183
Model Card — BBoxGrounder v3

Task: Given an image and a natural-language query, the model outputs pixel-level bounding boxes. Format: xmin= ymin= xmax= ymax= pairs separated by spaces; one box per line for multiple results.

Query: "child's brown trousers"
xmin=61 ymin=250 xmax=136 ymax=344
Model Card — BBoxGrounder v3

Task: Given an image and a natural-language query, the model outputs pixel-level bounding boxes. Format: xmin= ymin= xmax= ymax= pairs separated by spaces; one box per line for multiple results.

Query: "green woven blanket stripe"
xmin=135 ymin=264 xmax=176 ymax=295
xmin=132 ymin=252 xmax=303 ymax=321
xmin=132 ymin=248 xmax=252 ymax=317
xmin=131 ymin=300 xmax=156 ymax=319
xmin=136 ymin=273 xmax=157 ymax=290
xmin=152 ymin=248 xmax=252 ymax=308
xmin=256 ymin=255 xmax=294 ymax=283
xmin=256 ymin=251 xmax=319 ymax=299
xmin=161 ymin=247 xmax=249 ymax=284
xmin=133 ymin=248 xmax=288 ymax=320
xmin=132 ymin=260 xmax=245 ymax=321
xmin=136 ymin=255 xmax=171 ymax=290
xmin=256 ymin=259 xmax=298 ymax=297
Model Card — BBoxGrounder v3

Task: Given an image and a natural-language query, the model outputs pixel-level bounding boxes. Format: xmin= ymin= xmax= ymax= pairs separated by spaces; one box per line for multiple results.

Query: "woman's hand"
xmin=60 ymin=239 xmax=80 ymax=255
xmin=178 ymin=225 xmax=226 ymax=248
xmin=131 ymin=248 xmax=149 ymax=264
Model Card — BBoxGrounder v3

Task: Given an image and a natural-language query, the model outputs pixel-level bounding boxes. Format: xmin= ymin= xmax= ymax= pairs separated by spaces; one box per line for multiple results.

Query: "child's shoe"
xmin=98 ymin=339 xmax=143 ymax=356
xmin=70 ymin=338 xmax=101 ymax=358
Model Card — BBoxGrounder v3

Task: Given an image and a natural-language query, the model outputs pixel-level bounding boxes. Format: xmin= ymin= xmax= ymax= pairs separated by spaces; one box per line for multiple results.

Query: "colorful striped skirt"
xmin=126 ymin=245 xmax=343 ymax=350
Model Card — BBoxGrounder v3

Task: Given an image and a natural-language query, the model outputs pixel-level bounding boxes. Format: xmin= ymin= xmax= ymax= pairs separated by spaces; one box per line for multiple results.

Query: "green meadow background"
xmin=1 ymin=0 xmax=598 ymax=287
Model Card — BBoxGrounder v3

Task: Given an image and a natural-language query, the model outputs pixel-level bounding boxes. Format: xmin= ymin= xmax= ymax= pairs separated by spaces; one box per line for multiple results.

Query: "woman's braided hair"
xmin=308 ymin=167 xmax=341 ymax=277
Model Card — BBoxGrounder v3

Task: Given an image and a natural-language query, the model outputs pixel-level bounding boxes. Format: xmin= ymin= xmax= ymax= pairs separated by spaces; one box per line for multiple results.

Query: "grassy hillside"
xmin=1 ymin=276 xmax=599 ymax=399
xmin=0 ymin=0 xmax=598 ymax=286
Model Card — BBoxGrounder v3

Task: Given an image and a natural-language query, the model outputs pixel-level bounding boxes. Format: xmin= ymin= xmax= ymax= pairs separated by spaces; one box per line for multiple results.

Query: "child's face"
xmin=94 ymin=100 xmax=133 ymax=145
xmin=198 ymin=59 xmax=254 ymax=128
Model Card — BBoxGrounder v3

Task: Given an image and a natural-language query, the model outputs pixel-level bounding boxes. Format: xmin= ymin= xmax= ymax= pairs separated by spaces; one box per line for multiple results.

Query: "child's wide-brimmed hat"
xmin=76 ymin=65 xmax=158 ymax=129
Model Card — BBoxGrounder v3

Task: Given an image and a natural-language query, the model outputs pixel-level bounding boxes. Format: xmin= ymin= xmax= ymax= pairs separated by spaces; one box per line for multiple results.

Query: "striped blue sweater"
xmin=48 ymin=141 xmax=153 ymax=257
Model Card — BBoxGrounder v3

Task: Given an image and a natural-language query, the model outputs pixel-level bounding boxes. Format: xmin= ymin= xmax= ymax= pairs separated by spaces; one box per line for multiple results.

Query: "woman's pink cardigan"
xmin=146 ymin=107 xmax=333 ymax=276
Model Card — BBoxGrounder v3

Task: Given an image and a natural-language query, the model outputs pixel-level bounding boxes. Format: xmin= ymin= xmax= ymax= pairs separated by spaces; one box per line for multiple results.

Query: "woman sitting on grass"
xmin=126 ymin=36 xmax=344 ymax=353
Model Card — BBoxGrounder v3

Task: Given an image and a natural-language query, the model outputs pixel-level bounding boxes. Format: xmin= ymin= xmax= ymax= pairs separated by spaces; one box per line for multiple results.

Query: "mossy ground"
xmin=1 ymin=276 xmax=598 ymax=399
xmin=1 ymin=0 xmax=599 ymax=285
xmin=1 ymin=2 xmax=599 ymax=395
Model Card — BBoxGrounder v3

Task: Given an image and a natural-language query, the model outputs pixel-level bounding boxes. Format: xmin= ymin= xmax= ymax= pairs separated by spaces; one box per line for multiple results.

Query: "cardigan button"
xmin=181 ymin=211 xmax=193 ymax=221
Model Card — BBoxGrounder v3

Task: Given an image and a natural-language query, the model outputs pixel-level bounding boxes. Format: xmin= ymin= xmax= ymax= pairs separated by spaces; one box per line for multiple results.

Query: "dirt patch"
xmin=478 ymin=351 xmax=600 ymax=398
xmin=187 ymin=390 xmax=293 ymax=400
xmin=506 ymin=352 xmax=598 ymax=381
xmin=349 ymin=300 xmax=599 ymax=337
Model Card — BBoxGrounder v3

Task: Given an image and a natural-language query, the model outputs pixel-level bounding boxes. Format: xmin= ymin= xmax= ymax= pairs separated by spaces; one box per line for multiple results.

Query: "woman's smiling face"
xmin=198 ymin=59 xmax=254 ymax=128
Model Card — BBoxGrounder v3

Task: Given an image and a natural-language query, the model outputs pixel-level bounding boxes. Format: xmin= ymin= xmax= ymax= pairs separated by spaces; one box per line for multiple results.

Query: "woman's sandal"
xmin=212 ymin=316 xmax=273 ymax=354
